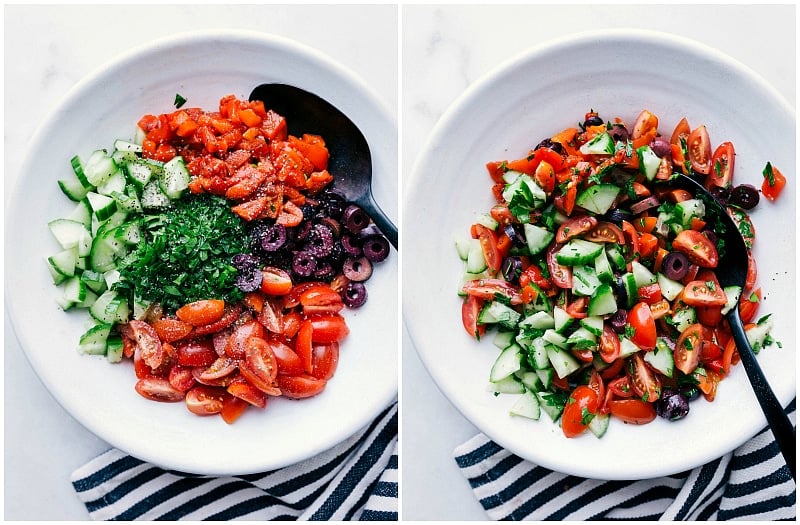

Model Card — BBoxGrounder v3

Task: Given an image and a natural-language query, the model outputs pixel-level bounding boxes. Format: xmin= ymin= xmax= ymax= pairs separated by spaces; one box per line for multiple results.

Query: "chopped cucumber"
xmin=588 ymin=413 xmax=611 ymax=438
xmin=636 ymin=145 xmax=661 ymax=181
xmin=78 ymin=323 xmax=113 ymax=355
xmin=555 ymin=239 xmax=604 ymax=266
xmin=546 ymin=344 xmax=581 ymax=378
xmin=523 ymin=223 xmax=554 ymax=255
xmin=490 ymin=375 xmax=525 ymax=394
xmin=566 ymin=326 xmax=597 ymax=349
xmin=572 ymin=264 xmax=601 ymax=296
xmin=537 ymin=391 xmax=566 ymax=421
xmin=161 ymin=156 xmax=191 ymax=199
xmin=657 ymin=273 xmax=685 ymax=302
xmin=510 ymin=390 xmax=541 ymax=420
xmin=575 ymin=184 xmax=620 ymax=215
xmin=631 ymin=260 xmax=657 ymax=288
xmin=645 ymin=338 xmax=675 ymax=377
xmin=520 ymin=311 xmax=555 ymax=330
xmin=553 ymin=306 xmax=574 ymax=334
xmin=579 ymin=316 xmax=604 ymax=337
xmin=587 ymin=283 xmax=618 ymax=317
xmin=579 ymin=132 xmax=615 ymax=155
xmin=479 ymin=301 xmax=521 ymax=330
xmin=493 ymin=330 xmax=517 ymax=350
xmin=721 ymin=285 xmax=742 ymax=315
xmin=490 ymin=343 xmax=523 ymax=382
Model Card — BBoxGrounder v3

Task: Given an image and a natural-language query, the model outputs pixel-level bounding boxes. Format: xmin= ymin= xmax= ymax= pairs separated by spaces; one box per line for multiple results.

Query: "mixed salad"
xmin=46 ymin=93 xmax=390 ymax=423
xmin=456 ymin=109 xmax=784 ymax=438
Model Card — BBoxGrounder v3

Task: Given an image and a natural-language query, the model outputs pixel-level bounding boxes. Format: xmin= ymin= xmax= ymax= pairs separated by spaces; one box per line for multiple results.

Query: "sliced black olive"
xmin=342 ymin=204 xmax=371 ymax=234
xmin=342 ymin=281 xmax=368 ymax=308
xmin=231 ymin=253 xmax=261 ymax=271
xmin=320 ymin=191 xmax=347 ymax=219
xmin=305 ymin=223 xmax=334 ymax=258
xmin=661 ymin=252 xmax=690 ymax=281
xmin=609 ymin=124 xmax=629 ymax=143
xmin=503 ymin=223 xmax=526 ymax=247
xmin=341 ymin=233 xmax=363 ymax=256
xmin=649 ymin=137 xmax=671 ymax=158
xmin=729 ymin=184 xmax=760 ymax=210
xmin=235 ymin=267 xmax=263 ymax=292
xmin=362 ymin=235 xmax=390 ymax=263
xmin=604 ymin=208 xmax=633 ymax=225
xmin=313 ymin=261 xmax=336 ymax=281
xmin=501 ymin=256 xmax=523 ymax=284
xmin=584 ymin=115 xmax=604 ymax=127
xmin=343 ymin=255 xmax=373 ymax=282
xmin=708 ymin=185 xmax=731 ymax=205
xmin=535 ymin=137 xmax=563 ymax=154
xmin=656 ymin=391 xmax=690 ymax=421
xmin=260 ymin=223 xmax=288 ymax=251
xmin=292 ymin=251 xmax=317 ymax=278
xmin=317 ymin=216 xmax=342 ymax=238
xmin=610 ymin=309 xmax=628 ymax=334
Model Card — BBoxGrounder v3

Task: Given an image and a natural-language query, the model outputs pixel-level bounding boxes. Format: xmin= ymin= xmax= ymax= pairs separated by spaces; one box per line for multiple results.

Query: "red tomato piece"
xmin=260 ymin=267 xmax=294 ymax=296
xmin=176 ymin=299 xmax=226 ymax=327
xmin=185 ymin=385 xmax=228 ymax=415
xmin=561 ymin=385 xmax=599 ymax=438
xmin=308 ymin=315 xmax=350 ymax=344
xmin=627 ymin=302 xmax=656 ymax=351
xmin=311 ymin=342 xmax=340 ymax=381
xmin=135 ymin=378 xmax=185 ymax=403
xmin=706 ymin=141 xmax=735 ymax=189
xmin=672 ymin=230 xmax=719 ymax=268
xmin=687 ymin=125 xmax=712 ymax=175
xmin=276 ymin=374 xmax=327 ymax=399
xmin=175 ymin=338 xmax=218 ymax=367
xmin=608 ymin=399 xmax=656 ymax=425
xmin=762 ymin=163 xmax=786 ymax=201
xmin=674 ymin=323 xmax=705 ymax=375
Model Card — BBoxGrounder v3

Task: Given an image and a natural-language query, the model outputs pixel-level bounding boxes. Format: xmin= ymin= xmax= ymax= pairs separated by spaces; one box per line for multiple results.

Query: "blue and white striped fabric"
xmin=71 ymin=403 xmax=397 ymax=521
xmin=454 ymin=399 xmax=795 ymax=520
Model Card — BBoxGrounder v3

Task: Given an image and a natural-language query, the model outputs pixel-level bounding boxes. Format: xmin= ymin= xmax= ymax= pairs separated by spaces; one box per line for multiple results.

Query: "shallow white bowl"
xmin=404 ymin=29 xmax=795 ymax=480
xmin=6 ymin=29 xmax=397 ymax=475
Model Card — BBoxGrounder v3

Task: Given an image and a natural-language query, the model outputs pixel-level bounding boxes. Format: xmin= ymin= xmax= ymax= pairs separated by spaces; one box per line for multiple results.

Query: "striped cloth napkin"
xmin=454 ymin=399 xmax=795 ymax=520
xmin=71 ymin=403 xmax=397 ymax=520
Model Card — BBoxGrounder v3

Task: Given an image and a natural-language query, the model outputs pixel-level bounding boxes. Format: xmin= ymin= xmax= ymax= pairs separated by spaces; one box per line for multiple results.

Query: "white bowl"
xmin=404 ymin=29 xmax=795 ymax=480
xmin=6 ymin=29 xmax=397 ymax=475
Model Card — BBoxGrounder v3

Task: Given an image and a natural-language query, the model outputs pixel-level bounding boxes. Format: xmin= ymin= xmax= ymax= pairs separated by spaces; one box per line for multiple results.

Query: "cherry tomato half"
xmin=561 ymin=385 xmax=599 ymax=438
xmin=674 ymin=323 xmax=704 ymax=375
xmin=672 ymin=230 xmax=719 ymax=268
xmin=706 ymin=141 xmax=735 ymax=190
xmin=687 ymin=125 xmax=712 ymax=175
xmin=627 ymin=302 xmax=656 ymax=351
xmin=608 ymin=399 xmax=657 ymax=425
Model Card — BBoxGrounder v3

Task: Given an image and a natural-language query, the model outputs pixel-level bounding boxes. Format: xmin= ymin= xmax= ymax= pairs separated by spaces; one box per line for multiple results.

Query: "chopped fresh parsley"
xmin=115 ymin=194 xmax=249 ymax=312
xmin=174 ymin=93 xmax=187 ymax=109
xmin=763 ymin=161 xmax=776 ymax=187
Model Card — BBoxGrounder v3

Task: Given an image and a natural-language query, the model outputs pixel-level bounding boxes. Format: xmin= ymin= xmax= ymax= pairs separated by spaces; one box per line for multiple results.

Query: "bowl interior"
xmin=6 ymin=30 xmax=397 ymax=475
xmin=404 ymin=30 xmax=795 ymax=479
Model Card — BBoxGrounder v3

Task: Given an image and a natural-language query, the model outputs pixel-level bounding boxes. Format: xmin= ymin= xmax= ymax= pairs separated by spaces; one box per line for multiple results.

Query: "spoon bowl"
xmin=671 ymin=174 xmax=795 ymax=479
xmin=249 ymin=83 xmax=397 ymax=248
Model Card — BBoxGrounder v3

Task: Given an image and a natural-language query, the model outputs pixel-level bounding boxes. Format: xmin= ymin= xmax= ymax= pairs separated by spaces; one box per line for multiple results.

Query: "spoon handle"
xmin=362 ymin=194 xmax=398 ymax=250
xmin=727 ymin=311 xmax=796 ymax=480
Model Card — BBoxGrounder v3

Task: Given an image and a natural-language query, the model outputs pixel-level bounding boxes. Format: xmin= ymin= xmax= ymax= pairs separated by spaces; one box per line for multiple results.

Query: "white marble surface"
xmin=400 ymin=4 xmax=794 ymax=521
xmin=3 ymin=3 xmax=796 ymax=522
xmin=4 ymin=5 xmax=396 ymax=520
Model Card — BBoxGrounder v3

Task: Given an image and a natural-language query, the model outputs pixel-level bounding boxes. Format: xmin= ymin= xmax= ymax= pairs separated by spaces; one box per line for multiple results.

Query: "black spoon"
xmin=671 ymin=174 xmax=795 ymax=480
xmin=249 ymin=83 xmax=397 ymax=249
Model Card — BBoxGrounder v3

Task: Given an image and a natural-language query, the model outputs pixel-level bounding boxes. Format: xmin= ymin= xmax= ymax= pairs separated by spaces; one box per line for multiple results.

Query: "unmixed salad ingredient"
xmin=456 ymin=109 xmax=781 ymax=439
xmin=46 ymin=93 xmax=389 ymax=423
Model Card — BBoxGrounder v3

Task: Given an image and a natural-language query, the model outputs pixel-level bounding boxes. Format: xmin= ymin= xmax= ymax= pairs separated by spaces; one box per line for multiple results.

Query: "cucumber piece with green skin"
xmin=47 ymin=247 xmax=79 ymax=280
xmin=48 ymin=218 xmax=92 ymax=257
xmin=490 ymin=343 xmax=523 ymax=382
xmin=644 ymin=338 xmax=675 ymax=377
xmin=572 ymin=264 xmax=601 ymax=297
xmin=621 ymin=272 xmax=639 ymax=308
xmin=675 ymin=198 xmax=706 ymax=227
xmin=113 ymin=139 xmax=142 ymax=153
xmin=123 ymin=161 xmax=154 ymax=189
xmin=526 ymin=282 xmax=552 ymax=313
xmin=636 ymin=145 xmax=661 ymax=181
xmin=491 ymin=375 xmax=525 ymax=394
xmin=78 ymin=322 xmax=113 ymax=355
xmin=594 ymin=248 xmax=614 ymax=283
xmin=58 ymin=177 xmax=91 ymax=201
xmin=83 ymin=150 xmax=119 ymax=187
xmin=105 ymin=334 xmax=124 ymax=363
xmin=62 ymin=276 xmax=87 ymax=304
xmin=70 ymin=155 xmax=94 ymax=189
xmin=605 ymin=244 xmax=626 ymax=271
xmin=537 ymin=391 xmax=566 ymax=421
xmin=478 ymin=301 xmax=521 ymax=330
xmin=579 ymin=132 xmax=615 ymax=155
xmin=670 ymin=307 xmax=696 ymax=334
xmin=587 ymin=283 xmax=618 ymax=317
xmin=588 ymin=413 xmax=611 ymax=438
xmin=657 ymin=273 xmax=685 ymax=301
xmin=523 ymin=223 xmax=554 ymax=255
xmin=454 ymin=235 xmax=473 ymax=261
xmin=86 ymin=191 xmax=118 ymax=222
xmin=141 ymin=179 xmax=171 ymax=210
xmin=619 ymin=337 xmax=640 ymax=358
xmin=529 ymin=338 xmax=550 ymax=369
xmin=65 ymin=199 xmax=93 ymax=227
xmin=746 ymin=316 xmax=773 ymax=352
xmin=555 ymin=239 xmax=604 ymax=266
xmin=553 ymin=306 xmax=574 ymax=334
xmin=493 ymin=330 xmax=517 ymax=350
xmin=96 ymin=170 xmax=127 ymax=197
xmin=580 ymin=316 xmax=604 ymax=337
xmin=465 ymin=238 xmax=487 ymax=274
xmin=631 ymin=260 xmax=657 ymax=288
xmin=542 ymin=329 xmax=568 ymax=349
xmin=475 ymin=213 xmax=499 ymax=230
xmin=535 ymin=368 xmax=554 ymax=390
xmin=575 ymin=184 xmax=621 ymax=215
xmin=721 ymin=285 xmax=742 ymax=315
xmin=566 ymin=326 xmax=597 ymax=349
xmin=546 ymin=344 xmax=581 ymax=378
xmin=160 ymin=156 xmax=192 ymax=199
xmin=515 ymin=370 xmax=543 ymax=391
xmin=510 ymin=390 xmax=541 ymax=420
xmin=520 ymin=311 xmax=555 ymax=330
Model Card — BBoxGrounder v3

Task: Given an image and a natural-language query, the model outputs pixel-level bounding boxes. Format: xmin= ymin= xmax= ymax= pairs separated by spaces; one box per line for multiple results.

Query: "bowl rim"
xmin=6 ymin=27 xmax=398 ymax=475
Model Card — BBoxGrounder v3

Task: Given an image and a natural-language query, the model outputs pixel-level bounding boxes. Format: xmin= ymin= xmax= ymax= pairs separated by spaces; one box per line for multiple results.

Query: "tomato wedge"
xmin=706 ymin=141 xmax=735 ymax=189
xmin=674 ymin=323 xmax=704 ymax=375
xmin=627 ymin=302 xmax=656 ymax=351
xmin=687 ymin=125 xmax=712 ymax=175
xmin=672 ymin=230 xmax=719 ymax=268
xmin=561 ymin=385 xmax=598 ymax=438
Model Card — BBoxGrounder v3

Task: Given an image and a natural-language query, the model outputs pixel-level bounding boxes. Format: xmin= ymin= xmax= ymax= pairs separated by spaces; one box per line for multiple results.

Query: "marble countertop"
xmin=4 ymin=3 xmax=794 ymax=521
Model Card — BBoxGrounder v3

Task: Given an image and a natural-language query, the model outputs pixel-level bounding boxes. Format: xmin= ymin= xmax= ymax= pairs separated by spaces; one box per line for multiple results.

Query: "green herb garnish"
xmin=116 ymin=194 xmax=248 ymax=312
